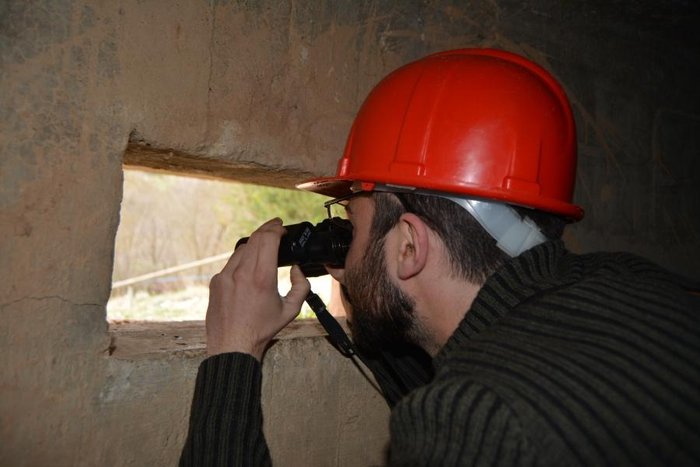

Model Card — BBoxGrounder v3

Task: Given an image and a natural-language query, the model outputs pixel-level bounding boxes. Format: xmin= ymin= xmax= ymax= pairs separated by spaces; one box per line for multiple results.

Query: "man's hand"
xmin=206 ymin=218 xmax=311 ymax=361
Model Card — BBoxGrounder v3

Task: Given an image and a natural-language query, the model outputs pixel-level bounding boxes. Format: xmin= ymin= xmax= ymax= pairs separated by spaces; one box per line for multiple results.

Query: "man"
xmin=180 ymin=49 xmax=700 ymax=465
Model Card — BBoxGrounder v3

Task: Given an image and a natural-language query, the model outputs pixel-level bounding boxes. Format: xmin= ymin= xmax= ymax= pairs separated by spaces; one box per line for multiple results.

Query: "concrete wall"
xmin=1 ymin=1 xmax=698 ymax=465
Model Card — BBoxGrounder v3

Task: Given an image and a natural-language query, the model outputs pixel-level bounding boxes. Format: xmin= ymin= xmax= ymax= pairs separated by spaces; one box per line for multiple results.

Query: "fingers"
xmin=284 ymin=265 xmax=311 ymax=316
xmin=222 ymin=218 xmax=284 ymax=277
xmin=206 ymin=218 xmax=305 ymax=360
xmin=250 ymin=218 xmax=285 ymax=278
xmin=325 ymin=264 xmax=345 ymax=284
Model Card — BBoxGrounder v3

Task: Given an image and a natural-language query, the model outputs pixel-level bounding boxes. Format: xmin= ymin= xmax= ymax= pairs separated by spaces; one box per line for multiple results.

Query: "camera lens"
xmin=235 ymin=218 xmax=352 ymax=277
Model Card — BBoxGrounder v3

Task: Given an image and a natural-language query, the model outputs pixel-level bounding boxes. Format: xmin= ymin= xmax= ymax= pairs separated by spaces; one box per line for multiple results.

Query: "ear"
xmin=394 ymin=213 xmax=429 ymax=280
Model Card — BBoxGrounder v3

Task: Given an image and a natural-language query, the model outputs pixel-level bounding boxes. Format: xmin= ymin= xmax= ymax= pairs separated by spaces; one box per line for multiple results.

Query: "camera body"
xmin=235 ymin=217 xmax=352 ymax=277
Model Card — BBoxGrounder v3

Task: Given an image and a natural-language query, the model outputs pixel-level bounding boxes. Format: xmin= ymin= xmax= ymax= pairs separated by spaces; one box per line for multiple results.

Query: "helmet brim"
xmin=296 ymin=177 xmax=356 ymax=198
xmin=298 ymin=176 xmax=584 ymax=221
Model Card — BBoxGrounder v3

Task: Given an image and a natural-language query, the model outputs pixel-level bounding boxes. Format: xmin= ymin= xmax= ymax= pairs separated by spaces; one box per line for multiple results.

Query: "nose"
xmin=325 ymin=265 xmax=345 ymax=283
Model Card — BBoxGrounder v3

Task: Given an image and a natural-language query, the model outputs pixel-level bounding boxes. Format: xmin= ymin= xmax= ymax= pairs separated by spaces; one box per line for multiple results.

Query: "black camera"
xmin=235 ymin=217 xmax=353 ymax=277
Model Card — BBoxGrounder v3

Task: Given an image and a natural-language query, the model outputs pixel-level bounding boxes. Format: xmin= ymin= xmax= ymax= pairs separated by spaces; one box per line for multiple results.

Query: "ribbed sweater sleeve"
xmin=179 ymin=353 xmax=271 ymax=467
xmin=389 ymin=378 xmax=536 ymax=466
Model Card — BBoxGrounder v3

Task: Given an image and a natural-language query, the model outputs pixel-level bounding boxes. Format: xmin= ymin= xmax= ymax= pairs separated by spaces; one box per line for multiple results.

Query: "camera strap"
xmin=305 ymin=291 xmax=356 ymax=357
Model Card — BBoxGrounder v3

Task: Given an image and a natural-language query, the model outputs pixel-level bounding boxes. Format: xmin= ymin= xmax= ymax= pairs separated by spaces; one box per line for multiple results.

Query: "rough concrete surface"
xmin=1 ymin=0 xmax=699 ymax=465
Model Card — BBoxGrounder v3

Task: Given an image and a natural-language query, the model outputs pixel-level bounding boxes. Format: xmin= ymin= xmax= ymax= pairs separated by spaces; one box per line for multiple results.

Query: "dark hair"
xmin=369 ymin=192 xmax=566 ymax=284
xmin=511 ymin=205 xmax=567 ymax=241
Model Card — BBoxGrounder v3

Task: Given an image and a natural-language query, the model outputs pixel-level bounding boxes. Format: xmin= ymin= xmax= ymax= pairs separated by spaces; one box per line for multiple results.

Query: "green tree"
xmin=222 ymin=184 xmax=326 ymax=244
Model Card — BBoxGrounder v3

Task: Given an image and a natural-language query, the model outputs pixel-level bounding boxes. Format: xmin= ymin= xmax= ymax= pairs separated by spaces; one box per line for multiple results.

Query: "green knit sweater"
xmin=180 ymin=241 xmax=700 ymax=466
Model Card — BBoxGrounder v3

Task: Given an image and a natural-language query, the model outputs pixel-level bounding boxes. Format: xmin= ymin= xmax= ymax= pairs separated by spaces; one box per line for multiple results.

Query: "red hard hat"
xmin=298 ymin=48 xmax=583 ymax=220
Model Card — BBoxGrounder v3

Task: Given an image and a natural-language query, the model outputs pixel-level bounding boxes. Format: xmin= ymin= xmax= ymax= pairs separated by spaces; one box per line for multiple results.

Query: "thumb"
xmin=283 ymin=265 xmax=311 ymax=315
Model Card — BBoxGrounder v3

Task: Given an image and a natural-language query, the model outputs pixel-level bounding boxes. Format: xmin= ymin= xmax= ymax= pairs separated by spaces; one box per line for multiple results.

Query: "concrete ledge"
xmin=124 ymin=141 xmax=316 ymax=189
xmin=108 ymin=318 xmax=345 ymax=360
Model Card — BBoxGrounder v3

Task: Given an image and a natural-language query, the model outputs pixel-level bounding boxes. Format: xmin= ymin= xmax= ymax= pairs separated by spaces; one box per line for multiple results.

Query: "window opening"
xmin=108 ymin=168 xmax=338 ymax=321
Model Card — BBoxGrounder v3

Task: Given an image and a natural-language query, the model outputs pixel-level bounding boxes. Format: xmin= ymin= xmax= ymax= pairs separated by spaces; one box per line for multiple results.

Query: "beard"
xmin=342 ymin=237 xmax=428 ymax=356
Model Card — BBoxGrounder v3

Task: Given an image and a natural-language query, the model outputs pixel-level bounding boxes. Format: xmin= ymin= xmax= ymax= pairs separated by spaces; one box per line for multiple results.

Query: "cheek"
xmin=344 ymin=244 xmax=362 ymax=270
xmin=346 ymin=224 xmax=371 ymax=268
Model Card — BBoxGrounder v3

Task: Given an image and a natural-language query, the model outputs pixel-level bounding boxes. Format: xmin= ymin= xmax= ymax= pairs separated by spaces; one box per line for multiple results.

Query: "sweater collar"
xmin=435 ymin=240 xmax=571 ymax=366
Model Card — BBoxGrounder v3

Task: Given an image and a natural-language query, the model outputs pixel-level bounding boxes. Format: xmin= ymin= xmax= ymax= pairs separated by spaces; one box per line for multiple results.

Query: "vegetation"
xmin=108 ymin=169 xmax=331 ymax=321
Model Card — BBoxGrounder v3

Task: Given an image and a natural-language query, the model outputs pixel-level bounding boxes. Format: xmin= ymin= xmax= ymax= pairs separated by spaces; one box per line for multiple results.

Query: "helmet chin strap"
xmin=442 ymin=196 xmax=546 ymax=257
